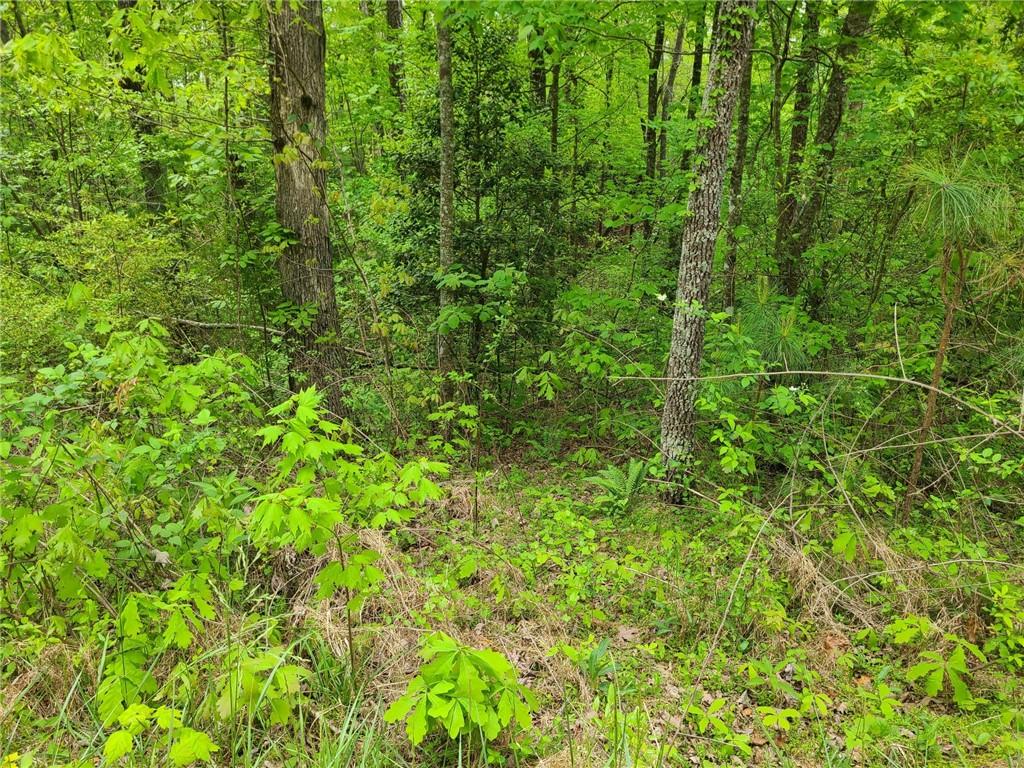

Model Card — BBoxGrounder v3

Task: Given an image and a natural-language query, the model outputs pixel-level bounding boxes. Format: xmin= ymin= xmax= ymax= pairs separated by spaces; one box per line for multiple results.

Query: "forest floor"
xmin=295 ymin=465 xmax=1022 ymax=767
xmin=7 ymin=463 xmax=1022 ymax=768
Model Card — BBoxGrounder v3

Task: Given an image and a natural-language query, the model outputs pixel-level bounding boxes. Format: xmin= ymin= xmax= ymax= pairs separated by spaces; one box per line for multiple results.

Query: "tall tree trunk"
xmin=644 ymin=19 xmax=666 ymax=181
xmin=768 ymin=2 xmax=796 ymax=206
xmin=784 ymin=0 xmax=874 ymax=297
xmin=902 ymin=244 xmax=966 ymax=515
xmin=643 ymin=18 xmax=666 ymax=238
xmin=528 ymin=27 xmax=546 ymax=105
xmin=386 ymin=0 xmax=405 ymax=110
xmin=657 ymin=21 xmax=687 ymax=177
xmin=774 ymin=1 xmax=819 ymax=296
xmin=269 ymin=0 xmax=345 ymax=414
xmin=723 ymin=22 xmax=756 ymax=310
xmin=437 ymin=7 xmax=456 ymax=403
xmin=549 ymin=60 xmax=561 ymax=218
xmin=661 ymin=0 xmax=757 ymax=499
xmin=116 ymin=0 xmax=166 ymax=214
xmin=679 ymin=3 xmax=708 ymax=173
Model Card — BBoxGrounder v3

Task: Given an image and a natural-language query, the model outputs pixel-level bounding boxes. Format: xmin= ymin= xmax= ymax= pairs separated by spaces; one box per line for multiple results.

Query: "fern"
xmin=586 ymin=459 xmax=647 ymax=514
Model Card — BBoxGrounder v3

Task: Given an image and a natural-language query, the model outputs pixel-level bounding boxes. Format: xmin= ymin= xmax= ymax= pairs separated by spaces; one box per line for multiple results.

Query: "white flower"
xmin=656 ymin=293 xmax=667 ymax=302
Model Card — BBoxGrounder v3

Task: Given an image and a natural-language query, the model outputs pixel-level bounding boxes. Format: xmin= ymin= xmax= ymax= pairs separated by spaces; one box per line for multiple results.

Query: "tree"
xmin=660 ymin=0 xmax=757 ymax=496
xmin=437 ymin=6 xmax=456 ymax=403
xmin=678 ymin=3 xmax=708 ymax=173
xmin=723 ymin=19 xmax=756 ymax=310
xmin=779 ymin=0 xmax=874 ymax=297
xmin=386 ymin=0 xmax=405 ymax=110
xmin=528 ymin=26 xmax=546 ymax=105
xmin=657 ymin=21 xmax=687 ymax=176
xmin=773 ymin=1 xmax=819 ymax=297
xmin=901 ymin=158 xmax=1011 ymax=515
xmin=642 ymin=17 xmax=665 ymax=238
xmin=113 ymin=0 xmax=167 ymax=214
xmin=644 ymin=18 xmax=665 ymax=184
xmin=269 ymin=0 xmax=345 ymax=415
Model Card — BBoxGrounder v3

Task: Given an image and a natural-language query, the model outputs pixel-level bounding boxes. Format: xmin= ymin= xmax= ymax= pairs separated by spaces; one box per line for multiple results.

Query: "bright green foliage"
xmin=906 ymin=636 xmax=987 ymax=710
xmin=585 ymin=459 xmax=647 ymax=515
xmin=383 ymin=632 xmax=538 ymax=747
xmin=2 ymin=0 xmax=1024 ymax=765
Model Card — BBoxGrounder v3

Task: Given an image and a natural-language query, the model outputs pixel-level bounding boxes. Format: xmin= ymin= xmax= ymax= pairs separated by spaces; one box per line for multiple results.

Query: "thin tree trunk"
xmin=768 ymin=2 xmax=796 ymax=204
xmin=549 ymin=60 xmax=561 ymax=218
xmin=902 ymin=244 xmax=966 ymax=515
xmin=528 ymin=27 xmax=546 ymax=105
xmin=386 ymin=0 xmax=405 ymax=110
xmin=723 ymin=22 xmax=756 ymax=310
xmin=657 ymin=21 xmax=686 ymax=177
xmin=661 ymin=0 xmax=757 ymax=499
xmin=644 ymin=19 xmax=666 ymax=181
xmin=116 ymin=0 xmax=167 ymax=214
xmin=437 ymin=7 xmax=457 ymax=403
xmin=269 ymin=0 xmax=346 ymax=415
xmin=643 ymin=18 xmax=665 ymax=238
xmin=679 ymin=3 xmax=708 ymax=173
xmin=774 ymin=1 xmax=818 ymax=296
xmin=10 ymin=0 xmax=26 ymax=37
xmin=785 ymin=0 xmax=874 ymax=296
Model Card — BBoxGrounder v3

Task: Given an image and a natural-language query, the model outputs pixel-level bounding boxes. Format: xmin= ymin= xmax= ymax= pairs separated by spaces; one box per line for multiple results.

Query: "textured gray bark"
xmin=436 ymin=8 xmax=456 ymax=402
xmin=774 ymin=1 xmax=819 ymax=297
xmin=723 ymin=22 xmax=755 ymax=310
xmin=660 ymin=0 xmax=757 ymax=494
xmin=269 ymin=0 xmax=345 ymax=415
xmin=386 ymin=0 xmax=405 ymax=110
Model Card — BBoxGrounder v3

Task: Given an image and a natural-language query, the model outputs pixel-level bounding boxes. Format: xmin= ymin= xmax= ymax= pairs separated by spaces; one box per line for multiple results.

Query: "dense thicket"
xmin=1 ymin=1 xmax=1023 ymax=766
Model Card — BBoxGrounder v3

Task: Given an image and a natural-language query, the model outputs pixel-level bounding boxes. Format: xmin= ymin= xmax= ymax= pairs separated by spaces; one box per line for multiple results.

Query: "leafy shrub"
xmin=384 ymin=632 xmax=537 ymax=748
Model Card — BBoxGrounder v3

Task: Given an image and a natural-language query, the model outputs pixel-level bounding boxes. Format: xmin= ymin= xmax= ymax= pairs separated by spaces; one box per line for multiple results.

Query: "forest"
xmin=1 ymin=0 xmax=1023 ymax=765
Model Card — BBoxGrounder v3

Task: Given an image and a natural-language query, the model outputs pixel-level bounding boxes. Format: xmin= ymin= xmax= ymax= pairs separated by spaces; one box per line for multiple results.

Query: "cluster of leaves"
xmin=384 ymin=632 xmax=537 ymax=748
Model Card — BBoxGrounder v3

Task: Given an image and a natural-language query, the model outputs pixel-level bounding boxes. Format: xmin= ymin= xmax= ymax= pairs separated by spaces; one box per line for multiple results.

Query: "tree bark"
xmin=644 ymin=19 xmax=666 ymax=182
xmin=723 ymin=22 xmax=756 ymax=310
xmin=386 ymin=0 xmax=405 ymax=110
xmin=774 ymin=1 xmax=819 ymax=296
xmin=528 ymin=27 xmax=546 ymax=105
xmin=549 ymin=60 xmax=561 ymax=218
xmin=657 ymin=21 xmax=687 ymax=177
xmin=902 ymin=244 xmax=966 ymax=515
xmin=115 ymin=0 xmax=167 ymax=214
xmin=661 ymin=0 xmax=757 ymax=498
xmin=437 ymin=7 xmax=457 ymax=403
xmin=784 ymin=0 xmax=874 ymax=296
xmin=269 ymin=0 xmax=346 ymax=415
xmin=679 ymin=3 xmax=708 ymax=173
xmin=643 ymin=18 xmax=666 ymax=238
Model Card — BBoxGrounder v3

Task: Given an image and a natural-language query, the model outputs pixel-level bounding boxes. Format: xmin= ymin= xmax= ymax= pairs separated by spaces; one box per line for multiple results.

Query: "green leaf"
xmin=925 ymin=666 xmax=945 ymax=696
xmin=120 ymin=598 xmax=142 ymax=638
xmin=445 ymin=701 xmax=465 ymax=738
xmin=947 ymin=669 xmax=974 ymax=710
xmin=163 ymin=609 xmax=193 ymax=649
xmin=169 ymin=728 xmax=219 ymax=766
xmin=906 ymin=661 xmax=939 ymax=682
xmin=104 ymin=730 xmax=134 ymax=762
xmin=407 ymin=698 xmax=428 ymax=745
xmin=383 ymin=693 xmax=416 ymax=723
